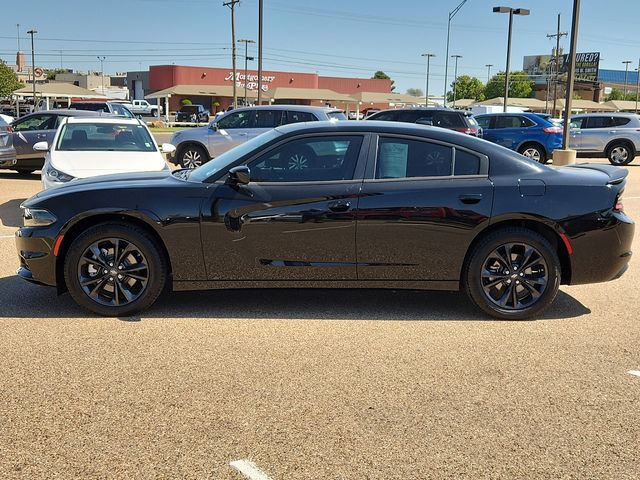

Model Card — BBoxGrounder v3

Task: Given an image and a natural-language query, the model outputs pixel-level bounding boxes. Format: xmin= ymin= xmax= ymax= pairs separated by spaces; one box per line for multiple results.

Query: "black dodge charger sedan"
xmin=15 ymin=121 xmax=634 ymax=319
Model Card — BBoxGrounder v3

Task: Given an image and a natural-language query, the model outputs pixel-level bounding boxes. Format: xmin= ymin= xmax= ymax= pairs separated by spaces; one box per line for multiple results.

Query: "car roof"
xmin=227 ymin=105 xmax=343 ymax=113
xmin=64 ymin=116 xmax=142 ymax=125
xmin=52 ymin=109 xmax=115 ymax=116
xmin=572 ymin=112 xmax=640 ymax=118
xmin=475 ymin=112 xmax=542 ymax=117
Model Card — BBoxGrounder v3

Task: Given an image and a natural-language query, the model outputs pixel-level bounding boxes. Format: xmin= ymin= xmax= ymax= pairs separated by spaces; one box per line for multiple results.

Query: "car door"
xmin=491 ymin=115 xmax=527 ymax=150
xmin=210 ymin=110 xmax=256 ymax=156
xmin=11 ymin=113 xmax=56 ymax=159
xmin=578 ymin=116 xmax=613 ymax=152
xmin=245 ymin=109 xmax=284 ymax=141
xmin=569 ymin=117 xmax=587 ymax=151
xmin=357 ymin=134 xmax=493 ymax=282
xmin=475 ymin=115 xmax=495 ymax=142
xmin=200 ymin=133 xmax=369 ymax=281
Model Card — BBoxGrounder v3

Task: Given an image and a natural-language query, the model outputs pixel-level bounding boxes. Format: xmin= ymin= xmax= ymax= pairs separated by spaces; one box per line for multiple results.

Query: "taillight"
xmin=455 ymin=127 xmax=478 ymax=135
xmin=615 ymin=191 xmax=624 ymax=212
xmin=6 ymin=126 xmax=13 ymax=133
xmin=543 ymin=126 xmax=562 ymax=133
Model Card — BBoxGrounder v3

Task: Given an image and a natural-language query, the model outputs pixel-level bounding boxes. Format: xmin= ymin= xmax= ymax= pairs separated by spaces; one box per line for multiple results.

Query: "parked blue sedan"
xmin=474 ymin=112 xmax=563 ymax=163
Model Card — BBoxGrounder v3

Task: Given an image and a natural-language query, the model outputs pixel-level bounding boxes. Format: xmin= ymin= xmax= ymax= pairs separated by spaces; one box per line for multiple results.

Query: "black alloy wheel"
xmin=65 ymin=222 xmax=168 ymax=316
xmin=464 ymin=227 xmax=560 ymax=320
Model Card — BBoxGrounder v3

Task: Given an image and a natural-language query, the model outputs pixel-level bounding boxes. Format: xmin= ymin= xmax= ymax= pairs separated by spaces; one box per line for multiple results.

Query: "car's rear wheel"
xmin=607 ymin=141 xmax=635 ymax=165
xmin=179 ymin=144 xmax=207 ymax=168
xmin=64 ymin=222 xmax=168 ymax=317
xmin=518 ymin=143 xmax=546 ymax=163
xmin=463 ymin=227 xmax=560 ymax=320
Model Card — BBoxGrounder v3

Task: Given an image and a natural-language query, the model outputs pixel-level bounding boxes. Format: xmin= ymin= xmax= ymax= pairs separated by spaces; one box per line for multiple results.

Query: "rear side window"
xmin=368 ymin=111 xmax=398 ymax=121
xmin=376 ymin=137 xmax=452 ymax=178
xmin=612 ymin=117 xmax=631 ymax=127
xmin=454 ymin=149 xmax=481 ymax=175
xmin=432 ymin=112 xmax=466 ymax=128
xmin=282 ymin=111 xmax=316 ymax=124
xmin=495 ymin=115 xmax=535 ymax=128
xmin=396 ymin=110 xmax=434 ymax=125
xmin=585 ymin=116 xmax=613 ymax=128
xmin=254 ymin=110 xmax=283 ymax=128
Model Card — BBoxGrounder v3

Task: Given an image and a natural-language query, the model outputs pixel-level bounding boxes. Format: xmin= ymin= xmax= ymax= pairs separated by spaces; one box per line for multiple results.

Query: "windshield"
xmin=189 ymin=128 xmax=282 ymax=182
xmin=327 ymin=111 xmax=347 ymax=120
xmin=57 ymin=123 xmax=157 ymax=152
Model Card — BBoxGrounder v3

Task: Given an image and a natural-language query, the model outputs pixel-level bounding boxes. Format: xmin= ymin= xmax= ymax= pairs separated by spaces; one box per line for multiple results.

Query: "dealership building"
xmin=127 ymin=65 xmax=422 ymax=115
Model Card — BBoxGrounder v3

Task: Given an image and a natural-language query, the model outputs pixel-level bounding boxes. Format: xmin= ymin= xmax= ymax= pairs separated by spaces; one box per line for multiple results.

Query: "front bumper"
xmin=567 ymin=211 xmax=634 ymax=285
xmin=15 ymin=227 xmax=58 ymax=288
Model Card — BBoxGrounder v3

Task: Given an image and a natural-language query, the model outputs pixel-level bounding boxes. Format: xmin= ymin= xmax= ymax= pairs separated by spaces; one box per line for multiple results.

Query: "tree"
xmin=446 ymin=75 xmax=485 ymax=103
xmin=606 ymin=88 xmax=639 ymax=102
xmin=0 ymin=61 xmax=24 ymax=97
xmin=46 ymin=68 xmax=69 ymax=80
xmin=372 ymin=70 xmax=395 ymax=91
xmin=406 ymin=88 xmax=424 ymax=97
xmin=485 ymin=70 xmax=534 ymax=99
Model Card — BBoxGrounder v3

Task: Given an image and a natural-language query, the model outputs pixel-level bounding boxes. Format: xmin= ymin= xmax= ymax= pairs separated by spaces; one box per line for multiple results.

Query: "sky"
xmin=2 ymin=0 xmax=640 ymax=95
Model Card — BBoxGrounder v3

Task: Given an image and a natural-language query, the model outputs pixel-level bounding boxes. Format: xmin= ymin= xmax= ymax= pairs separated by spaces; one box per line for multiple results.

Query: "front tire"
xmin=463 ymin=227 xmax=560 ymax=320
xmin=64 ymin=222 xmax=168 ymax=317
xmin=607 ymin=142 xmax=635 ymax=165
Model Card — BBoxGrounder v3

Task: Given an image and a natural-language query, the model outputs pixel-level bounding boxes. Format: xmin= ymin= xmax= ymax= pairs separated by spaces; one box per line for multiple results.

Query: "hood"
xmin=51 ymin=151 xmax=167 ymax=178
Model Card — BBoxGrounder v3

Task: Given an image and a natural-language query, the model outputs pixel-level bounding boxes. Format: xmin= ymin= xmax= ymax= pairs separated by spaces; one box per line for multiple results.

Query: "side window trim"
xmin=364 ymin=133 xmax=488 ymax=181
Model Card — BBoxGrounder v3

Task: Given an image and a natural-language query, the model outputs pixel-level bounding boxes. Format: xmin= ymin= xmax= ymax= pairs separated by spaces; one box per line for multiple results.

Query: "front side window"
xmin=570 ymin=117 xmax=586 ymax=129
xmin=57 ymin=123 xmax=156 ymax=152
xmin=376 ymin=137 xmax=452 ymax=179
xmin=249 ymin=135 xmax=363 ymax=182
xmin=217 ymin=111 xmax=254 ymax=129
xmin=495 ymin=115 xmax=532 ymax=129
xmin=13 ymin=114 xmax=55 ymax=131
xmin=475 ymin=116 xmax=491 ymax=129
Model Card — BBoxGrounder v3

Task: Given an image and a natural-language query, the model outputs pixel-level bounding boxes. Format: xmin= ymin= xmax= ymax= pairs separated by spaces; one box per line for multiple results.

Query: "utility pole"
xmin=547 ymin=13 xmax=567 ymax=116
xmin=443 ymin=0 xmax=469 ymax=107
xmin=97 ymin=56 xmax=106 ymax=95
xmin=27 ymin=29 xmax=37 ymax=106
xmin=622 ymin=60 xmax=632 ymax=97
xmin=635 ymin=60 xmax=640 ymax=113
xmin=224 ymin=0 xmax=240 ymax=109
xmin=561 ymin=0 xmax=581 ymax=151
xmin=238 ymin=39 xmax=255 ymax=105
xmin=16 ymin=24 xmax=20 ymax=51
xmin=451 ymin=55 xmax=462 ymax=107
xmin=421 ymin=53 xmax=435 ymax=107
xmin=485 ymin=64 xmax=493 ymax=84
xmin=257 ymin=0 xmax=263 ymax=105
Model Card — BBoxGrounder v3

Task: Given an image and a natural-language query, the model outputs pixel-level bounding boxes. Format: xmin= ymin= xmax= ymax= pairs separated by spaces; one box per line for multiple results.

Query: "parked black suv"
xmin=176 ymin=104 xmax=210 ymax=123
xmin=366 ymin=107 xmax=482 ymax=137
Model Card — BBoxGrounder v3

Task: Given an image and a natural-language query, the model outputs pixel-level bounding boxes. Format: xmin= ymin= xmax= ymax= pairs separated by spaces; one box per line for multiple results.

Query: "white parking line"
xmin=0 ymin=235 xmax=15 ymax=239
xmin=628 ymin=370 xmax=640 ymax=378
xmin=229 ymin=459 xmax=273 ymax=480
xmin=624 ymin=196 xmax=640 ymax=200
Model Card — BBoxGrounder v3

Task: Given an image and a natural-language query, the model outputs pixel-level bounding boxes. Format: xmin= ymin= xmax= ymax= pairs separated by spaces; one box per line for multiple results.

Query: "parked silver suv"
xmin=0 ymin=116 xmax=17 ymax=170
xmin=169 ymin=105 xmax=347 ymax=168
xmin=570 ymin=113 xmax=640 ymax=165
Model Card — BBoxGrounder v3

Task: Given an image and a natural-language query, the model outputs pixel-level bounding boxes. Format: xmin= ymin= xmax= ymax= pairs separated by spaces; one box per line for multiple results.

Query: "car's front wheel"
xmin=178 ymin=144 xmax=208 ymax=168
xmin=64 ymin=222 xmax=168 ymax=317
xmin=463 ymin=227 xmax=560 ymax=320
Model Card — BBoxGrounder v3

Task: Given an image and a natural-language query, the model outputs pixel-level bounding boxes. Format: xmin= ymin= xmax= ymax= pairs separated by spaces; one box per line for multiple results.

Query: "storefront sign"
xmin=224 ymin=72 xmax=276 ymax=91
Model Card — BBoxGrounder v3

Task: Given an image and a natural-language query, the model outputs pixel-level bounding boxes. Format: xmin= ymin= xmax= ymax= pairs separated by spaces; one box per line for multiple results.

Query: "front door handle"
xmin=328 ymin=200 xmax=351 ymax=212
xmin=459 ymin=194 xmax=483 ymax=204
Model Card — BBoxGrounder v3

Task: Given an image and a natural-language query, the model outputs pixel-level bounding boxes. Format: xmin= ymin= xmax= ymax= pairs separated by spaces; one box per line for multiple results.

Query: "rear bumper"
xmin=567 ymin=211 xmax=634 ymax=285
xmin=0 ymin=150 xmax=17 ymax=168
xmin=15 ymin=228 xmax=58 ymax=287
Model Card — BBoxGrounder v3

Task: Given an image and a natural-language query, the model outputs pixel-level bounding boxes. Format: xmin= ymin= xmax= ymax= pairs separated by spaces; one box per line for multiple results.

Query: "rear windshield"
xmin=180 ymin=105 xmax=199 ymax=113
xmin=57 ymin=123 xmax=156 ymax=152
xmin=326 ymin=111 xmax=347 ymax=120
xmin=70 ymin=103 xmax=108 ymax=112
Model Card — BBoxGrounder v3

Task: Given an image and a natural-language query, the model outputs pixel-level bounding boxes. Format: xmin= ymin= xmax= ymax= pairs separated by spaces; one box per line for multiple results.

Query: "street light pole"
xmin=561 ymin=0 xmax=581 ymax=151
xmin=27 ymin=29 xmax=37 ymax=106
xmin=485 ymin=64 xmax=493 ymax=83
xmin=622 ymin=60 xmax=632 ymax=97
xmin=97 ymin=56 xmax=106 ymax=95
xmin=451 ymin=55 xmax=462 ymax=107
xmin=421 ymin=53 xmax=435 ymax=107
xmin=257 ymin=0 xmax=263 ymax=105
xmin=238 ymin=39 xmax=255 ymax=106
xmin=223 ymin=0 xmax=240 ymax=109
xmin=635 ymin=59 xmax=640 ymax=113
xmin=443 ymin=0 xmax=469 ymax=107
xmin=493 ymin=7 xmax=530 ymax=112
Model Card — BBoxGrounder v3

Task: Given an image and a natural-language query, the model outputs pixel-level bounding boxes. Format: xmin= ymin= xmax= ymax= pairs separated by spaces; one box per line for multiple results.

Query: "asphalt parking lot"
xmin=0 ymin=158 xmax=639 ymax=479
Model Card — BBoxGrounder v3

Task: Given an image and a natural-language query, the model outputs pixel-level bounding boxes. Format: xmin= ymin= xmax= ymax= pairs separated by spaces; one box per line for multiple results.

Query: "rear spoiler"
xmin=564 ymin=163 xmax=628 ymax=185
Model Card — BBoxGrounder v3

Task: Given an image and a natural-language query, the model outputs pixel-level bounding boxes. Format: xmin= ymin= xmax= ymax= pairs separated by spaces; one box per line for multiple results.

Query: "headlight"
xmin=22 ymin=207 xmax=57 ymax=227
xmin=44 ymin=165 xmax=75 ymax=183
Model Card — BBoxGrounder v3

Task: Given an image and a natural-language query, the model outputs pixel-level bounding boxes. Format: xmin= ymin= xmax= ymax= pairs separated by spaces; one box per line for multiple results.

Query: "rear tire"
xmin=463 ymin=227 xmax=560 ymax=320
xmin=518 ymin=143 xmax=546 ymax=163
xmin=64 ymin=222 xmax=168 ymax=317
xmin=606 ymin=141 xmax=635 ymax=165
xmin=178 ymin=144 xmax=208 ymax=169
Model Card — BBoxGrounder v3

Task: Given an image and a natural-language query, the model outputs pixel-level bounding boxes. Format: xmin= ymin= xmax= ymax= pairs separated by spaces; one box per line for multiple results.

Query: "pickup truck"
xmin=130 ymin=99 xmax=161 ymax=116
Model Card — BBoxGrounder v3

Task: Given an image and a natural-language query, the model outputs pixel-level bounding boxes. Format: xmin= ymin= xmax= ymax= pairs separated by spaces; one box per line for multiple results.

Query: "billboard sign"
xmin=523 ymin=52 xmax=600 ymax=83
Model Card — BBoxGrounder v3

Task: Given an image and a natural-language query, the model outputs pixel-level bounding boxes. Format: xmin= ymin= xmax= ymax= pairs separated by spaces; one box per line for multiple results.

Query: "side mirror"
xmin=33 ymin=141 xmax=49 ymax=152
xmin=227 ymin=165 xmax=250 ymax=185
xmin=160 ymin=143 xmax=176 ymax=154
xmin=209 ymin=121 xmax=218 ymax=131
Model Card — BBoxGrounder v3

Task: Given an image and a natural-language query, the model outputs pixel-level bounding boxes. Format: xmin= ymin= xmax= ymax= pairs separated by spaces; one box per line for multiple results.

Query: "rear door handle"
xmin=459 ymin=194 xmax=483 ymax=204
xmin=328 ymin=200 xmax=351 ymax=212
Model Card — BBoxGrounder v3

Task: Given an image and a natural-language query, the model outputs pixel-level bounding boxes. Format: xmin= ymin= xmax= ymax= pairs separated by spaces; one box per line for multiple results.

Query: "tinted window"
xmin=475 ymin=116 xmax=491 ymax=129
xmin=217 ymin=111 xmax=254 ymax=129
xmin=70 ymin=103 xmax=107 ymax=112
xmin=397 ymin=110 xmax=434 ymax=125
xmin=376 ymin=138 xmax=452 ymax=179
xmin=612 ymin=116 xmax=631 ymax=127
xmin=368 ymin=111 xmax=398 ymax=121
xmin=13 ymin=114 xmax=55 ymax=131
xmin=250 ymin=135 xmax=363 ymax=182
xmin=585 ymin=116 xmax=613 ymax=128
xmin=254 ymin=110 xmax=282 ymax=128
xmin=282 ymin=111 xmax=316 ymax=124
xmin=326 ymin=111 xmax=347 ymax=120
xmin=495 ymin=115 xmax=534 ymax=128
xmin=57 ymin=123 xmax=156 ymax=152
xmin=432 ymin=112 xmax=465 ymax=128
xmin=454 ymin=149 xmax=481 ymax=176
